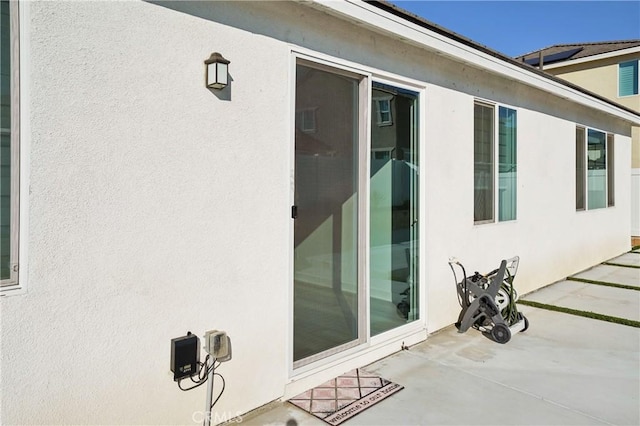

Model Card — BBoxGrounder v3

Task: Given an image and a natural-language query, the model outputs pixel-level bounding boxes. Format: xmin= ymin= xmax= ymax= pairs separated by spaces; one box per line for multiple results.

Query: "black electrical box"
xmin=171 ymin=333 xmax=200 ymax=381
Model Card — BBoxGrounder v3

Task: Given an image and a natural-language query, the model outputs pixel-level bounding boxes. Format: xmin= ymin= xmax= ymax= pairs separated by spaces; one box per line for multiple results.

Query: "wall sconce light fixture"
xmin=204 ymin=52 xmax=230 ymax=90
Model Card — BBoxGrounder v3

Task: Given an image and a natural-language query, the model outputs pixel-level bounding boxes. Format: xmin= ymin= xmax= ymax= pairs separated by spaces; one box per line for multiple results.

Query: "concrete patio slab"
xmin=241 ymin=261 xmax=640 ymax=426
xmin=243 ymin=306 xmax=639 ymax=426
xmin=571 ymin=264 xmax=640 ymax=288
xmin=522 ymin=279 xmax=640 ymax=321
xmin=364 ymin=308 xmax=639 ymax=426
xmin=606 ymin=252 xmax=640 ymax=267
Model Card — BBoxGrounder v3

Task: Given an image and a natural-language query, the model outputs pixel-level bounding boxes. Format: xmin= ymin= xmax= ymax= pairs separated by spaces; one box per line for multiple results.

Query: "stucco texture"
xmin=1 ymin=1 xmax=635 ymax=424
xmin=2 ymin=1 xmax=291 ymax=424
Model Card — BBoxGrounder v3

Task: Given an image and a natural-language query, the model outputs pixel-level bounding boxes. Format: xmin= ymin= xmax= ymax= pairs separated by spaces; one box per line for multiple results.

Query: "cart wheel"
xmin=491 ymin=323 xmax=511 ymax=344
xmin=520 ymin=315 xmax=529 ymax=332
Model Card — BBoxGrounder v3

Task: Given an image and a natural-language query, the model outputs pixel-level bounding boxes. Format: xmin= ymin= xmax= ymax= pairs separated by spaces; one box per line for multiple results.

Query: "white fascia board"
xmin=544 ymin=47 xmax=640 ymax=71
xmin=310 ymin=0 xmax=640 ymax=125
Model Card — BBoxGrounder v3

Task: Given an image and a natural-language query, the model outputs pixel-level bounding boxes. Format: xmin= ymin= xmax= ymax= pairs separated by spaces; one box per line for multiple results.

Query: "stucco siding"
xmin=424 ymin=89 xmax=631 ymax=332
xmin=2 ymin=1 xmax=293 ymax=423
xmin=548 ymin=53 xmax=639 ymax=236
xmin=0 ymin=1 xmax=635 ymax=424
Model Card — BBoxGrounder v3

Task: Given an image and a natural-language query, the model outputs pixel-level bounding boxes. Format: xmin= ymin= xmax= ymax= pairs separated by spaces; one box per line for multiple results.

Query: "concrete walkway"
xmin=242 ymin=254 xmax=640 ymax=425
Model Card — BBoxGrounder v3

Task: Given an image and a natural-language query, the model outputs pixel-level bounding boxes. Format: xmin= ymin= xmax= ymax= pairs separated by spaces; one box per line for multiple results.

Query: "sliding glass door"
xmin=293 ymin=63 xmax=363 ymax=365
xmin=293 ymin=60 xmax=421 ymax=367
xmin=369 ymin=83 xmax=419 ymax=336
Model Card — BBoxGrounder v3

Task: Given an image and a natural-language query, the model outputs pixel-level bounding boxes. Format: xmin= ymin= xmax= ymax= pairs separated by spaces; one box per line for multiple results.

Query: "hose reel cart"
xmin=448 ymin=256 xmax=529 ymax=344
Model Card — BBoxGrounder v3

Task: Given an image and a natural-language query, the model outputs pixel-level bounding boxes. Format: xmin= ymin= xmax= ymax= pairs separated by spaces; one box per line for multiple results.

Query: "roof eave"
xmin=306 ymin=0 xmax=640 ymax=125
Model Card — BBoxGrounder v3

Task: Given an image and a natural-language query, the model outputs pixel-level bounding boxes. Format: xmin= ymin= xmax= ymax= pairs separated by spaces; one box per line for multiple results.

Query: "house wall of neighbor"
xmin=549 ymin=54 xmax=640 ymax=168
xmin=0 ymin=1 xmax=634 ymax=424
xmin=548 ymin=52 xmax=640 ymax=113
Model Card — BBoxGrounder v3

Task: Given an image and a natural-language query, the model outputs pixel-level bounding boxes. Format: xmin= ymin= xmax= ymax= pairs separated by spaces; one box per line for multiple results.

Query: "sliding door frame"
xmin=289 ymin=50 xmax=427 ymax=377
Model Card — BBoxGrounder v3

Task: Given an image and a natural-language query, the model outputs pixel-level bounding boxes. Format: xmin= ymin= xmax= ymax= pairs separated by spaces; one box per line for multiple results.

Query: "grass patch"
xmin=602 ymin=262 xmax=640 ymax=269
xmin=566 ymin=276 xmax=639 ymax=291
xmin=518 ymin=300 xmax=640 ymax=328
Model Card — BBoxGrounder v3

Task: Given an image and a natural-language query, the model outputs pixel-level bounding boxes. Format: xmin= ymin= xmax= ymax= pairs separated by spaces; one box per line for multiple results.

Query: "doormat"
xmin=288 ymin=369 xmax=403 ymax=425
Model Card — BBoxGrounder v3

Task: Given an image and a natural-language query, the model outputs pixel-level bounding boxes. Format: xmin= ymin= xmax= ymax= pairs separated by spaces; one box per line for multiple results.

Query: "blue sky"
xmin=391 ymin=1 xmax=640 ymax=57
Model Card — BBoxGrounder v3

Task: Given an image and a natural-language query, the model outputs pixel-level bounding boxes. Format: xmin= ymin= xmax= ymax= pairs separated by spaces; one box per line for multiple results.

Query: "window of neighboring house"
xmin=374 ymin=97 xmax=392 ymax=126
xmin=474 ymin=102 xmax=517 ymax=223
xmin=295 ymin=108 xmax=316 ymax=133
xmin=1 ymin=0 xmax=19 ymax=291
xmin=576 ymin=126 xmax=613 ymax=211
xmin=619 ymin=60 xmax=639 ymax=97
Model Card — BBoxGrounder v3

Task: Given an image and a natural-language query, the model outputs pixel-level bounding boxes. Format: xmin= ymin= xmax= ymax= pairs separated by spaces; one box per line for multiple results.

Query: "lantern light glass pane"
xmin=207 ymin=63 xmax=216 ymax=86
xmin=218 ymin=63 xmax=228 ymax=85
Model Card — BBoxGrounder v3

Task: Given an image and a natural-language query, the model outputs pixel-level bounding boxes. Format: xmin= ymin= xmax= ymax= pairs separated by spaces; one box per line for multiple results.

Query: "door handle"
xmin=291 ymin=205 xmax=298 ymax=219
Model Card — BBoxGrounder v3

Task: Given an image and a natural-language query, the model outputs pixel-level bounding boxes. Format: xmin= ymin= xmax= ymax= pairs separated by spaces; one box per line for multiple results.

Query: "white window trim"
xmin=473 ymin=100 xmax=495 ymax=225
xmin=575 ymin=124 xmax=612 ymax=212
xmin=607 ymin=133 xmax=615 ymax=207
xmin=473 ymin=99 xmax=519 ymax=225
xmin=2 ymin=0 xmax=28 ymax=297
xmin=1 ymin=0 xmax=19 ymax=292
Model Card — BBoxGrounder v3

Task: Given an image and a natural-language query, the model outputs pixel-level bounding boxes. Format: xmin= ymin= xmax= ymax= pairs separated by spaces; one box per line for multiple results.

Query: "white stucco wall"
xmin=424 ymin=87 xmax=632 ymax=331
xmin=1 ymin=1 xmax=293 ymax=424
xmin=0 ymin=1 xmax=634 ymax=424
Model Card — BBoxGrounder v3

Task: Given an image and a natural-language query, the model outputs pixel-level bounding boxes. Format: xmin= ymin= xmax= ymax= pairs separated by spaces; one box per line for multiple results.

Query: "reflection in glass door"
xmin=293 ymin=63 xmax=362 ymax=364
xmin=369 ymin=83 xmax=419 ymax=336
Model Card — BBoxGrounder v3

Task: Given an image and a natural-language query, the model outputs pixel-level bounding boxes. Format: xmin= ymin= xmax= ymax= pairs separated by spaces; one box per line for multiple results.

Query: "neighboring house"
xmin=1 ymin=1 xmax=638 ymax=424
xmin=516 ymin=40 xmax=640 ymax=239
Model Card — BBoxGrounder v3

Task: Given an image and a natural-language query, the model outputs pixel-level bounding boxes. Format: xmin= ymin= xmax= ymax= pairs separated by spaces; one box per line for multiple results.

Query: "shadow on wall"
xmin=208 ymin=76 xmax=233 ymax=102
xmin=148 ymin=1 xmax=632 ymax=136
xmin=149 ymin=0 xmax=325 ymax=51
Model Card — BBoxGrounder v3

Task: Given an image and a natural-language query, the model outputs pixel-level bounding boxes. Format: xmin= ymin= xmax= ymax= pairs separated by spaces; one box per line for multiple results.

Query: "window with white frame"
xmin=576 ymin=126 xmax=614 ymax=211
xmin=607 ymin=133 xmax=614 ymax=207
xmin=618 ymin=60 xmax=639 ymax=97
xmin=1 ymin=0 xmax=19 ymax=290
xmin=474 ymin=101 xmax=517 ymax=223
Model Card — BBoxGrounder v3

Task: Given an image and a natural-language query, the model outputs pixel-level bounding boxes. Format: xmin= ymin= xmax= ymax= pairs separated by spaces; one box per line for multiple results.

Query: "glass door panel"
xmin=587 ymin=129 xmax=607 ymax=209
xmin=370 ymin=83 xmax=419 ymax=336
xmin=293 ymin=64 xmax=361 ymax=363
xmin=498 ymin=107 xmax=517 ymax=221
